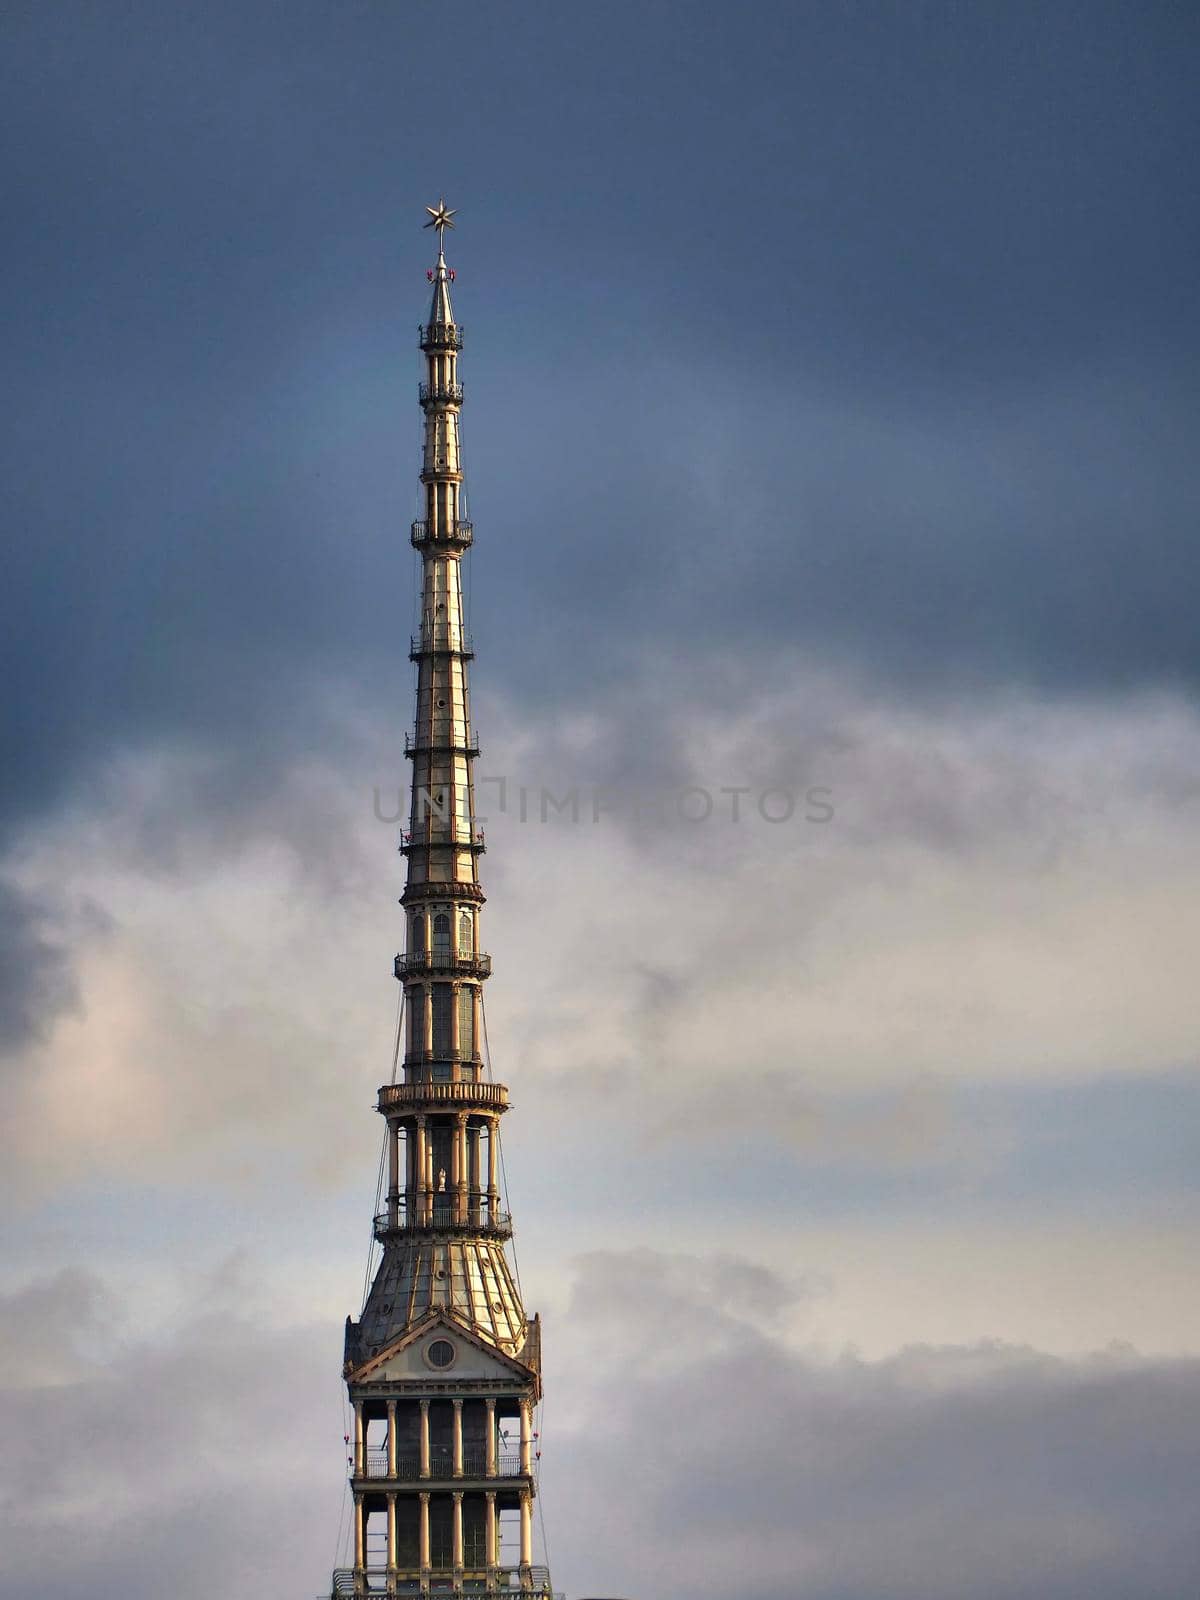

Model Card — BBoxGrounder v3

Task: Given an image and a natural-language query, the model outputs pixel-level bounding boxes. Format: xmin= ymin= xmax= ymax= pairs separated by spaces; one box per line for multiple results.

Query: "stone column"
xmin=519 ymin=1488 xmax=533 ymax=1569
xmin=485 ymin=1490 xmax=498 ymax=1569
xmin=387 ymin=1121 xmax=400 ymax=1227
xmin=387 ymin=1493 xmax=398 ymax=1571
xmin=419 ymin=1399 xmax=431 ymax=1479
xmin=519 ymin=1397 xmax=532 ymax=1475
xmin=452 ymin=1397 xmax=464 ymax=1477
xmin=468 ymin=1121 xmax=482 ymax=1223
xmin=452 ymin=1112 xmax=467 ymax=1222
xmin=353 ymin=1492 xmax=366 ymax=1569
xmin=450 ymin=980 xmax=461 ymax=1057
xmin=418 ymin=1492 xmax=431 ymax=1575
xmin=405 ymin=1120 xmax=416 ymax=1226
xmin=422 ymin=982 xmax=433 ymax=1055
xmin=387 ymin=1399 xmax=398 ymax=1478
xmin=415 ymin=1116 xmax=428 ymax=1225
xmin=353 ymin=1399 xmax=366 ymax=1475
xmin=484 ymin=1397 xmax=497 ymax=1477
xmin=452 ymin=1490 xmax=464 ymax=1571
xmin=486 ymin=1116 xmax=500 ymax=1219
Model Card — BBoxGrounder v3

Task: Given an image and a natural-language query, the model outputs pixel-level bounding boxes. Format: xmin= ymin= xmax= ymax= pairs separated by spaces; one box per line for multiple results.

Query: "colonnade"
xmin=385 ymin=1112 xmax=502 ymax=1228
xmin=353 ymin=1395 xmax=533 ymax=1479
xmin=351 ymin=1487 xmax=534 ymax=1576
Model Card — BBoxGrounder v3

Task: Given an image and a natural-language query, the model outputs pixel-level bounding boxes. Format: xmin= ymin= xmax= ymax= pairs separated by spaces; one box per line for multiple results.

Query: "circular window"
xmin=426 ymin=1338 xmax=455 ymax=1370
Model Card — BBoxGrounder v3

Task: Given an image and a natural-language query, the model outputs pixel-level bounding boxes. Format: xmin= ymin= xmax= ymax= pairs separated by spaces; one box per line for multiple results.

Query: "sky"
xmin=2 ymin=2 xmax=1199 ymax=1597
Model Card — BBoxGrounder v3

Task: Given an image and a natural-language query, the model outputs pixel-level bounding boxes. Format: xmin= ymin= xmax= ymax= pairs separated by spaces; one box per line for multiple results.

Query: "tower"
xmin=333 ymin=205 xmax=554 ymax=1599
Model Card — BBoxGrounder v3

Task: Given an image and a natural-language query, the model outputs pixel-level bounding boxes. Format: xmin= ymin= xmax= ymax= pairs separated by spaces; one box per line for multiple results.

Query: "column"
xmin=519 ymin=1397 xmax=532 ymax=1475
xmin=452 ymin=1112 xmax=467 ymax=1223
xmin=450 ymin=980 xmax=461 ymax=1057
xmin=485 ymin=1490 xmax=498 ymax=1568
xmin=419 ymin=1399 xmax=431 ymax=1478
xmin=452 ymin=1491 xmax=464 ymax=1571
xmin=468 ymin=1121 xmax=482 ymax=1223
xmin=484 ymin=1398 xmax=497 ymax=1477
xmin=422 ymin=982 xmax=433 ymax=1055
xmin=387 ymin=1120 xmax=400 ymax=1227
xmin=387 ymin=1399 xmax=398 ymax=1478
xmin=405 ymin=1120 xmax=416 ymax=1226
xmin=353 ymin=1493 xmax=366 ymax=1569
xmin=353 ymin=1399 xmax=366 ymax=1475
xmin=519 ymin=1489 xmax=533 ymax=1569
xmin=387 ymin=1493 xmax=398 ymax=1571
xmin=472 ymin=985 xmax=482 ymax=1060
xmin=486 ymin=1116 xmax=500 ymax=1220
xmin=419 ymin=1492 xmax=431 ymax=1574
xmin=415 ymin=1116 xmax=429 ymax=1225
xmin=452 ymin=1397 xmax=464 ymax=1477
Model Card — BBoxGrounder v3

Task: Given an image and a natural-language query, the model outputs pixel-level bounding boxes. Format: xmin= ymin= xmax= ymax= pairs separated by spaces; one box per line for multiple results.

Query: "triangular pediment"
xmin=351 ymin=1309 xmax=534 ymax=1386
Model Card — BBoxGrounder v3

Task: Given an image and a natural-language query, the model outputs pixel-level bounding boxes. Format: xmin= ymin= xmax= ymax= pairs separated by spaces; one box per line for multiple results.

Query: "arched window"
xmin=432 ymin=913 xmax=450 ymax=956
xmin=458 ymin=911 xmax=473 ymax=956
xmin=410 ymin=914 xmax=426 ymax=951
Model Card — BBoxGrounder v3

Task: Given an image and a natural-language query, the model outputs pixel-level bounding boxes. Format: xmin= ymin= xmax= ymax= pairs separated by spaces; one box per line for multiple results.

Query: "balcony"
xmin=411 ymin=520 xmax=474 ymax=550
xmin=360 ymin=1447 xmax=524 ymax=1480
xmin=405 ymin=728 xmax=480 ymax=757
xmin=410 ymin=632 xmax=474 ymax=659
xmin=377 ymin=1081 xmax=509 ymax=1113
xmin=373 ymin=1203 xmax=512 ymax=1242
xmin=394 ymin=950 xmax=493 ymax=979
xmin=419 ymin=320 xmax=464 ymax=350
xmin=400 ymin=830 xmax=486 ymax=857
xmin=331 ymin=1567 xmax=558 ymax=1598
xmin=419 ymin=383 xmax=464 ymax=406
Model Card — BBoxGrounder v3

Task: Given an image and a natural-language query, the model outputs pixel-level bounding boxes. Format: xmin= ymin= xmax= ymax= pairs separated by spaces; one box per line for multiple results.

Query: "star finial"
xmin=423 ymin=198 xmax=457 ymax=238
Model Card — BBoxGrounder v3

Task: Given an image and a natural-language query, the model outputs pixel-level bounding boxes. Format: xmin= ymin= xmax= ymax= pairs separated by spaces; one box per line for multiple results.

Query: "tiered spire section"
xmin=335 ymin=207 xmax=552 ymax=1600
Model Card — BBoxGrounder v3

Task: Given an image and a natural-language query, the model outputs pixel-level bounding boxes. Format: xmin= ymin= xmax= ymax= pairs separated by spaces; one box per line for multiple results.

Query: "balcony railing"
xmin=399 ymin=829 xmax=486 ymax=855
xmin=410 ymin=631 xmax=474 ymax=658
xmin=418 ymin=383 xmax=463 ymax=405
xmin=418 ymin=320 xmax=464 ymax=349
xmin=411 ymin=520 xmax=474 ymax=549
xmin=377 ymin=1081 xmax=509 ymax=1112
xmin=404 ymin=727 xmax=480 ymax=757
xmin=394 ymin=950 xmax=493 ymax=979
xmin=361 ymin=1447 xmax=524 ymax=1479
xmin=373 ymin=1203 xmax=512 ymax=1241
xmin=331 ymin=1567 xmax=559 ymax=1598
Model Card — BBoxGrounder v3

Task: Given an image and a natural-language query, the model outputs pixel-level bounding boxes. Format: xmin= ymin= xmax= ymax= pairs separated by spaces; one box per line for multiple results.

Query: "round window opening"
xmin=426 ymin=1338 xmax=455 ymax=1369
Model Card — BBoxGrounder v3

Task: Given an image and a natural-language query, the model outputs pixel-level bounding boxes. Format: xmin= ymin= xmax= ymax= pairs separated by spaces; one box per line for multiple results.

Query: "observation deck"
xmin=411 ymin=519 xmax=474 ymax=551
xmin=377 ymin=1080 xmax=510 ymax=1114
xmin=405 ymin=727 xmax=481 ymax=757
xmin=372 ymin=1204 xmax=512 ymax=1242
xmin=419 ymin=382 xmax=464 ymax=406
xmin=394 ymin=950 xmax=493 ymax=980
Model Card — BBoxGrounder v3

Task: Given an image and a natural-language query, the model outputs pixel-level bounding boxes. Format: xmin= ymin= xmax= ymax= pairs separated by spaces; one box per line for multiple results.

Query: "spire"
xmin=332 ymin=205 xmax=554 ymax=1597
xmin=424 ymin=197 xmax=457 ymax=327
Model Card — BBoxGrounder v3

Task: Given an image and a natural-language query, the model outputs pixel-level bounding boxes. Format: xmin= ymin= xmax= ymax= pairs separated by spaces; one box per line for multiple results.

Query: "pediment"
xmin=352 ymin=1309 xmax=534 ymax=1386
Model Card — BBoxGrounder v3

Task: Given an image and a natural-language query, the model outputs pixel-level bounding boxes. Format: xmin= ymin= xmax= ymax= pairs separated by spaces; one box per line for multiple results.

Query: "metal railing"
xmin=399 ymin=829 xmax=485 ymax=854
xmin=410 ymin=631 xmax=474 ymax=657
xmin=377 ymin=1081 xmax=509 ymax=1111
xmin=330 ymin=1569 xmax=559 ymax=1598
xmin=411 ymin=519 xmax=474 ymax=548
xmin=373 ymin=1203 xmax=512 ymax=1240
xmin=404 ymin=727 xmax=480 ymax=756
xmin=360 ymin=1447 xmax=524 ymax=1479
xmin=394 ymin=949 xmax=492 ymax=979
xmin=418 ymin=383 xmax=463 ymax=405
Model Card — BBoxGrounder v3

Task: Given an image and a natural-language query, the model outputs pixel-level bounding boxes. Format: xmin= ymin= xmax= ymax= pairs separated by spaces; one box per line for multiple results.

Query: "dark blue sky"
xmin=3 ymin=0 xmax=1198 ymax=837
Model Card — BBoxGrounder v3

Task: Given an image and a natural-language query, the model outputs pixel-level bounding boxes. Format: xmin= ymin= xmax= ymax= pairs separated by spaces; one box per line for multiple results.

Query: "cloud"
xmin=546 ymin=1250 xmax=1200 ymax=1600
xmin=4 ymin=1251 xmax=1195 ymax=1600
